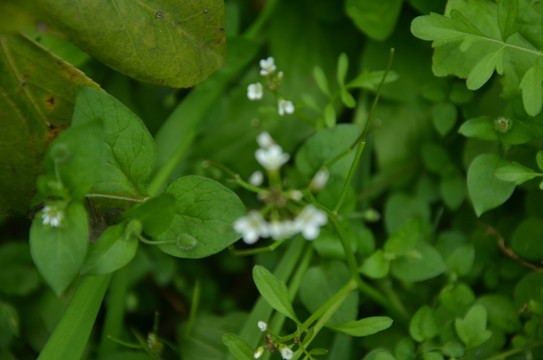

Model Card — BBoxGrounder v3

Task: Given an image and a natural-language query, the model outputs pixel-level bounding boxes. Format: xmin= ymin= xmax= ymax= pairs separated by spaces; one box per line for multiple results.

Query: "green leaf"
xmin=39 ymin=0 xmax=226 ymax=88
xmin=0 ymin=34 xmax=100 ymax=213
xmin=440 ymin=283 xmax=476 ymax=315
xmin=330 ymin=316 xmax=393 ymax=337
xmin=337 ymin=52 xmax=349 ymax=87
xmin=409 ymin=306 xmax=438 ymax=342
xmin=253 ymin=265 xmax=298 ymax=323
xmin=345 ymin=0 xmax=403 ymax=40
xmin=340 ymin=88 xmax=356 ymax=108
xmin=519 ymin=62 xmax=543 ymax=116
xmin=384 ymin=218 xmax=421 ymax=256
xmin=446 ymin=244 xmax=475 ymax=276
xmin=313 ymin=66 xmax=330 ymax=96
xmin=300 ymin=261 xmax=358 ymax=326
xmin=44 ymin=119 xmax=104 ymax=200
xmin=359 ymin=250 xmax=390 ymax=279
xmin=458 ymin=117 xmax=498 ymax=140
xmin=81 ymin=222 xmax=139 ymax=276
xmin=295 ymin=124 xmax=360 ymax=179
xmin=155 ymin=175 xmax=246 ymax=258
xmin=72 ymin=87 xmax=156 ymax=196
xmin=536 ymin=151 xmax=543 ymax=171
xmin=222 ymin=333 xmax=254 ymax=360
xmin=512 ymin=217 xmax=543 ymax=262
xmin=477 ymin=295 xmax=521 ymax=333
xmin=466 ymin=47 xmax=505 ymax=90
xmin=30 ymin=201 xmax=89 ymax=296
xmin=440 ymin=175 xmax=466 ymax=210
xmin=324 ymin=102 xmax=336 ymax=128
xmin=37 ymin=274 xmax=111 ymax=360
xmin=497 ymin=0 xmax=519 ymax=40
xmin=347 ymin=70 xmax=399 ymax=90
xmin=0 ymin=242 xmax=39 ymax=296
xmin=391 ymin=243 xmax=446 ymax=282
xmin=422 ymin=143 xmax=451 ymax=176
xmin=455 ymin=304 xmax=492 ymax=349
xmin=432 ymin=102 xmax=457 ymax=136
xmin=467 ymin=153 xmax=516 ymax=216
xmin=122 ymin=194 xmax=175 ymax=237
xmin=495 ymin=162 xmax=539 ymax=185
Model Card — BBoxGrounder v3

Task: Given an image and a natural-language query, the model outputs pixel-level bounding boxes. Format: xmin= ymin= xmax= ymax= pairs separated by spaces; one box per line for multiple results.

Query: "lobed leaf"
xmin=39 ymin=0 xmax=226 ymax=88
xmin=455 ymin=304 xmax=492 ymax=349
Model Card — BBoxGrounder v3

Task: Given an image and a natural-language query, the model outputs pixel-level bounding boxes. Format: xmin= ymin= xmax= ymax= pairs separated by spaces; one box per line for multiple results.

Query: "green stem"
xmin=203 ymin=160 xmax=264 ymax=193
xmin=184 ymin=280 xmax=201 ymax=337
xmin=86 ymin=192 xmax=147 ymax=202
xmin=333 ymin=48 xmax=395 ymax=215
xmin=483 ymin=341 xmax=543 ymax=360
xmin=229 ymin=237 xmax=287 ymax=256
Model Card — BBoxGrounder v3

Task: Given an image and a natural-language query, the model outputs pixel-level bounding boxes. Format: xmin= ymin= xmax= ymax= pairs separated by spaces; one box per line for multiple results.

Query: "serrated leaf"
xmin=155 ymin=175 xmax=246 ymax=258
xmin=30 ymin=201 xmax=89 ymax=296
xmin=72 ymin=87 xmax=156 ymax=197
xmin=384 ymin=218 xmax=421 ymax=256
xmin=495 ymin=162 xmax=539 ymax=185
xmin=39 ymin=0 xmax=226 ymax=88
xmin=330 ymin=316 xmax=392 ymax=337
xmin=455 ymin=304 xmax=492 ymax=348
xmin=313 ymin=66 xmax=330 ymax=96
xmin=122 ymin=193 xmax=175 ymax=237
xmin=222 ymin=333 xmax=253 ymax=360
xmin=519 ymin=62 xmax=543 ymax=116
xmin=0 ymin=34 xmax=100 ymax=214
xmin=409 ymin=306 xmax=438 ymax=342
xmin=253 ymin=265 xmax=298 ymax=323
xmin=467 ymin=153 xmax=516 ymax=216
xmin=337 ymin=52 xmax=348 ymax=87
xmin=80 ymin=222 xmax=138 ymax=276
xmin=345 ymin=0 xmax=403 ymax=40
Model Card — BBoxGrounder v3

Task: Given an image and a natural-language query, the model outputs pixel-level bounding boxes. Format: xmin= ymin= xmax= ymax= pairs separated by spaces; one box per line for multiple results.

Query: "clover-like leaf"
xmin=39 ymin=0 xmax=226 ymax=88
xmin=455 ymin=304 xmax=492 ymax=348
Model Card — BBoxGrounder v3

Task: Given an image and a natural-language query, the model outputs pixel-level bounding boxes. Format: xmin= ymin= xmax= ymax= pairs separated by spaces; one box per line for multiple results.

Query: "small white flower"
xmin=278 ymin=99 xmax=295 ymax=116
xmin=257 ymin=131 xmax=274 ymax=148
xmin=257 ymin=321 xmax=268 ymax=332
xmin=294 ymin=205 xmax=327 ymax=240
xmin=247 ymin=82 xmax=263 ymax=100
xmin=268 ymin=220 xmax=296 ymax=240
xmin=279 ymin=345 xmax=294 ymax=360
xmin=233 ymin=211 xmax=268 ymax=244
xmin=255 ymin=144 xmax=290 ymax=171
xmin=254 ymin=346 xmax=264 ymax=359
xmin=288 ymin=190 xmax=303 ymax=201
xmin=310 ymin=168 xmax=329 ymax=192
xmin=259 ymin=56 xmax=276 ymax=76
xmin=249 ymin=171 xmax=264 ymax=186
xmin=41 ymin=205 xmax=65 ymax=227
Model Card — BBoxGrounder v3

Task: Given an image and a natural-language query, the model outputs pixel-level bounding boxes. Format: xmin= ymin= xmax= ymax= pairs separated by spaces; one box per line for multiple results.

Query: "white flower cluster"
xmin=247 ymin=57 xmax=295 ymax=116
xmin=41 ymin=204 xmax=65 ymax=227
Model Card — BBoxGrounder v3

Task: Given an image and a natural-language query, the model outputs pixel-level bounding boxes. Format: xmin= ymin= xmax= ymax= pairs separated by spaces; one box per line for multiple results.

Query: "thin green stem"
xmin=483 ymin=341 xmax=543 ymax=360
xmin=86 ymin=192 xmax=147 ymax=202
xmin=203 ymin=160 xmax=264 ymax=193
xmin=184 ymin=280 xmax=201 ymax=338
xmin=229 ymin=238 xmax=287 ymax=256
xmin=333 ymin=48 xmax=395 ymax=214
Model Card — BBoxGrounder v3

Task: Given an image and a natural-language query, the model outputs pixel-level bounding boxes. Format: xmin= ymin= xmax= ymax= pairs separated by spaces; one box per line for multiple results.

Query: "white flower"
xmin=257 ymin=321 xmax=268 ymax=332
xmin=294 ymin=205 xmax=327 ymax=240
xmin=255 ymin=144 xmax=290 ymax=171
xmin=254 ymin=346 xmax=264 ymax=359
xmin=259 ymin=57 xmax=276 ymax=76
xmin=278 ymin=99 xmax=295 ymax=116
xmin=233 ymin=211 xmax=268 ymax=244
xmin=279 ymin=345 xmax=293 ymax=360
xmin=247 ymin=82 xmax=263 ymax=100
xmin=257 ymin=131 xmax=274 ymax=148
xmin=249 ymin=171 xmax=264 ymax=186
xmin=41 ymin=204 xmax=65 ymax=227
xmin=268 ymin=220 xmax=296 ymax=240
xmin=310 ymin=168 xmax=329 ymax=192
xmin=288 ymin=190 xmax=303 ymax=201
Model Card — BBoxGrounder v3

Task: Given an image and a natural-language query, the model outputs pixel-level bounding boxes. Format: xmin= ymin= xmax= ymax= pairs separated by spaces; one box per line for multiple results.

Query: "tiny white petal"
xmin=41 ymin=205 xmax=65 ymax=228
xmin=247 ymin=82 xmax=263 ymax=100
xmin=249 ymin=171 xmax=264 ymax=186
xmin=289 ymin=190 xmax=303 ymax=201
xmin=257 ymin=132 xmax=274 ymax=148
xmin=280 ymin=346 xmax=293 ymax=360
xmin=254 ymin=347 xmax=264 ymax=359
xmin=233 ymin=211 xmax=267 ymax=244
xmin=257 ymin=321 xmax=268 ymax=332
xmin=294 ymin=205 xmax=327 ymax=241
xmin=255 ymin=144 xmax=290 ymax=171
xmin=310 ymin=169 xmax=329 ymax=192
xmin=259 ymin=57 xmax=276 ymax=76
xmin=278 ymin=99 xmax=295 ymax=116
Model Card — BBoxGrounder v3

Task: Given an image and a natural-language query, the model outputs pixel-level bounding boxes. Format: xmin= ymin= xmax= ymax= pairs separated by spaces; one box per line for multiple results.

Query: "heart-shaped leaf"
xmin=455 ymin=304 xmax=492 ymax=348
xmin=39 ymin=0 xmax=226 ymax=88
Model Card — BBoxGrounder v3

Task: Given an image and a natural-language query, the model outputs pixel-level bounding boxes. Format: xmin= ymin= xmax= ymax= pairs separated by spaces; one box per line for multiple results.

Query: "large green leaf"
xmin=155 ymin=175 xmax=246 ymax=258
xmin=39 ymin=0 xmax=226 ymax=88
xmin=71 ymin=87 xmax=156 ymax=196
xmin=29 ymin=201 xmax=89 ymax=296
xmin=0 ymin=34 xmax=99 ymax=214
